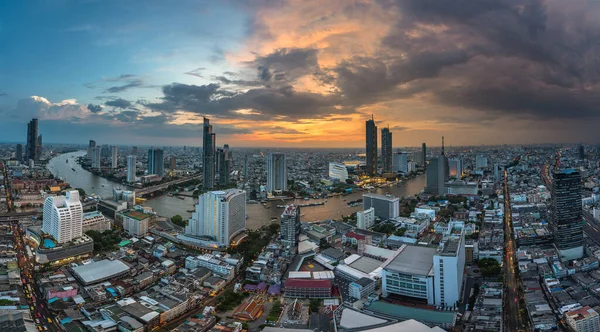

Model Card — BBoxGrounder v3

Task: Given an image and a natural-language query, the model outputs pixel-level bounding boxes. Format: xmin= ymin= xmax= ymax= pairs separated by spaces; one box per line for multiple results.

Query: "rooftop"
xmin=285 ymin=279 xmax=331 ymax=289
xmin=364 ymin=301 xmax=455 ymax=326
xmin=122 ymin=210 xmax=153 ymax=221
xmin=383 ymin=245 xmax=436 ymax=276
xmin=363 ymin=193 xmax=400 ymax=201
xmin=71 ymin=260 xmax=130 ymax=284
xmin=349 ymin=256 xmax=383 ymax=274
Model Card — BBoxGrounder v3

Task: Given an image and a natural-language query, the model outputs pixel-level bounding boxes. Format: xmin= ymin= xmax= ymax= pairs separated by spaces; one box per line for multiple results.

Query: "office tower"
xmin=493 ymin=163 xmax=500 ymax=182
xmin=392 ymin=151 xmax=408 ymax=173
xmin=186 ymin=189 xmax=246 ymax=246
xmin=475 ymin=154 xmax=488 ymax=169
xmin=87 ymin=140 xmax=96 ymax=158
xmin=579 ymin=145 xmax=585 ymax=159
xmin=101 ymin=144 xmax=110 ymax=158
xmin=131 ymin=146 xmax=138 ymax=156
xmin=381 ymin=126 xmax=392 ymax=173
xmin=449 ymin=158 xmax=463 ymax=178
xmin=147 ymin=149 xmax=164 ymax=176
xmin=92 ymin=147 xmax=102 ymax=169
xmin=329 ymin=162 xmax=349 ymax=181
xmin=111 ymin=146 xmax=118 ymax=169
xmin=267 ymin=152 xmax=287 ymax=194
xmin=127 ymin=155 xmax=136 ymax=183
xmin=426 ymin=137 xmax=449 ymax=196
xmin=37 ymin=134 xmax=42 ymax=159
xmin=217 ymin=145 xmax=231 ymax=186
xmin=170 ymin=157 xmax=176 ymax=171
xmin=203 ymin=117 xmax=216 ymax=190
xmin=280 ymin=205 xmax=300 ymax=249
xmin=357 ymin=207 xmax=375 ymax=229
xmin=16 ymin=144 xmax=23 ymax=161
xmin=552 ymin=169 xmax=584 ymax=260
xmin=243 ymin=154 xmax=248 ymax=180
xmin=365 ymin=116 xmax=378 ymax=176
xmin=42 ymin=190 xmax=83 ymax=244
xmin=422 ymin=143 xmax=427 ymax=169
xmin=426 ymin=158 xmax=439 ymax=194
xmin=26 ymin=118 xmax=39 ymax=162
xmin=363 ymin=193 xmax=400 ymax=220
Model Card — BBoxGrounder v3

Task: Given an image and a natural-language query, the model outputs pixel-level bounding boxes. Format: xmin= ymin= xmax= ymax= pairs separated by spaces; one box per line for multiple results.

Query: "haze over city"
xmin=2 ymin=0 xmax=600 ymax=147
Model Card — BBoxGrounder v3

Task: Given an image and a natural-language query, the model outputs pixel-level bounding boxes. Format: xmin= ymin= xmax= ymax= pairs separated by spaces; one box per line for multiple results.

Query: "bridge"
xmin=136 ymin=174 xmax=202 ymax=196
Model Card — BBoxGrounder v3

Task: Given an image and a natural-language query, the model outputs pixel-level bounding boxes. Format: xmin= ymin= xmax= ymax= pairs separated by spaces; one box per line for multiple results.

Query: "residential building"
xmin=111 ymin=146 xmax=118 ymax=169
xmin=565 ymin=306 xmax=600 ymax=332
xmin=185 ymin=254 xmax=236 ymax=280
xmin=42 ymin=190 xmax=83 ymax=244
xmin=366 ymin=116 xmax=377 ymax=176
xmin=16 ymin=144 xmax=23 ymax=161
xmin=381 ymin=127 xmax=392 ymax=173
xmin=267 ymin=152 xmax=287 ymax=194
xmin=121 ymin=210 xmax=153 ymax=237
xmin=82 ymin=211 xmax=112 ymax=232
xmin=357 ymin=208 xmax=375 ymax=230
xmin=392 ymin=151 xmax=408 ymax=173
xmin=186 ymin=189 xmax=246 ymax=246
xmin=127 ymin=155 xmax=136 ymax=183
xmin=329 ymin=162 xmax=349 ymax=181
xmin=349 ymin=277 xmax=376 ymax=300
xmin=579 ymin=145 xmax=585 ymax=160
xmin=87 ymin=140 xmax=96 ymax=158
xmin=92 ymin=147 xmax=102 ymax=169
xmin=422 ymin=143 xmax=427 ymax=169
xmin=448 ymin=158 xmax=462 ymax=178
xmin=280 ymin=205 xmax=300 ymax=249
xmin=363 ymin=193 xmax=399 ymax=220
xmin=26 ymin=118 xmax=39 ymax=163
xmin=284 ymin=279 xmax=331 ymax=298
xmin=475 ymin=155 xmax=488 ymax=169
xmin=203 ymin=117 xmax=216 ymax=190
xmin=552 ymin=169 xmax=584 ymax=260
xmin=148 ymin=149 xmax=164 ymax=176
xmin=170 ymin=156 xmax=176 ymax=171
xmin=217 ymin=144 xmax=231 ymax=186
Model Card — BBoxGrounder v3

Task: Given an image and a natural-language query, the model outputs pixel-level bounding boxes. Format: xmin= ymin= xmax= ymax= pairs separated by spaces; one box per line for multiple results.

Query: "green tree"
xmin=319 ymin=238 xmax=332 ymax=249
xmin=171 ymin=215 xmax=187 ymax=227
xmin=75 ymin=187 xmax=86 ymax=198
xmin=309 ymin=299 xmax=321 ymax=313
xmin=394 ymin=227 xmax=407 ymax=237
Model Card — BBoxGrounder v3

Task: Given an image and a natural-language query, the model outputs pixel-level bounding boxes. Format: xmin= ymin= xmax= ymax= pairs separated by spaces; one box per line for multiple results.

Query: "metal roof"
xmin=384 ymin=245 xmax=436 ymax=276
xmin=72 ymin=259 xmax=130 ymax=284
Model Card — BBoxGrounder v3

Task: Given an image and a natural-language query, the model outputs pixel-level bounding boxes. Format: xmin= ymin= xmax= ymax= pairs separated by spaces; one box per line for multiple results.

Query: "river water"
xmin=48 ymin=151 xmax=427 ymax=229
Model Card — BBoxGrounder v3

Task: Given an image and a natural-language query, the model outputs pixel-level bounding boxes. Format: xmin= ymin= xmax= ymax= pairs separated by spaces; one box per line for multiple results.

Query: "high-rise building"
xmin=422 ymin=143 xmax=427 ymax=169
xmin=381 ymin=127 xmax=392 ymax=173
xmin=37 ymin=134 xmax=42 ymax=159
xmin=280 ymin=205 xmax=300 ymax=249
xmin=147 ymin=149 xmax=164 ymax=176
xmin=552 ymin=169 xmax=584 ymax=260
xmin=16 ymin=144 xmax=23 ymax=161
xmin=565 ymin=306 xmax=600 ymax=332
xmin=185 ymin=189 xmax=246 ymax=246
xmin=475 ymin=155 xmax=488 ymax=169
xmin=392 ymin=151 xmax=408 ymax=173
xmin=267 ymin=152 xmax=287 ymax=194
xmin=87 ymin=140 xmax=96 ymax=158
xmin=26 ymin=118 xmax=39 ymax=163
xmin=363 ymin=193 xmax=400 ymax=220
xmin=365 ymin=116 xmax=378 ymax=176
xmin=493 ymin=163 xmax=500 ymax=182
xmin=111 ymin=146 xmax=118 ymax=169
xmin=131 ymin=146 xmax=138 ymax=156
xmin=42 ymin=190 xmax=83 ymax=244
xmin=243 ymin=154 xmax=248 ymax=180
xmin=203 ymin=117 xmax=216 ymax=190
xmin=92 ymin=147 xmax=102 ymax=169
xmin=357 ymin=208 xmax=375 ymax=229
xmin=217 ymin=145 xmax=231 ymax=186
xmin=579 ymin=145 xmax=585 ymax=159
xmin=170 ymin=157 xmax=176 ymax=171
xmin=426 ymin=138 xmax=449 ymax=196
xmin=127 ymin=155 xmax=137 ymax=183
xmin=449 ymin=158 xmax=463 ymax=178
xmin=329 ymin=162 xmax=349 ymax=181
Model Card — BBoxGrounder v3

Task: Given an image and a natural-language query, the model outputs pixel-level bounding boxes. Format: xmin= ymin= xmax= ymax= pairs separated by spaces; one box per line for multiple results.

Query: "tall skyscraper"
xmin=552 ymin=169 xmax=584 ymax=260
xmin=87 ymin=140 xmax=96 ymax=158
xmin=203 ymin=117 xmax=216 ymax=190
xmin=111 ymin=146 xmax=118 ymax=169
xmin=422 ymin=143 xmax=427 ymax=169
xmin=579 ymin=145 xmax=585 ymax=159
xmin=365 ymin=116 xmax=378 ymax=176
xmin=170 ymin=157 xmax=176 ymax=171
xmin=449 ymin=158 xmax=463 ymax=178
xmin=37 ymin=134 xmax=42 ymax=159
xmin=426 ymin=137 xmax=449 ymax=196
xmin=131 ymin=146 xmax=138 ymax=156
xmin=147 ymin=149 xmax=164 ymax=176
xmin=42 ymin=190 xmax=83 ymax=244
xmin=280 ymin=205 xmax=300 ymax=249
xmin=243 ymin=154 xmax=248 ymax=180
xmin=16 ymin=144 xmax=23 ymax=161
xmin=186 ymin=189 xmax=246 ymax=246
xmin=26 ymin=118 xmax=39 ymax=163
xmin=127 ymin=155 xmax=137 ymax=183
xmin=381 ymin=126 xmax=392 ymax=173
xmin=392 ymin=151 xmax=408 ymax=173
xmin=92 ymin=147 xmax=102 ymax=169
xmin=267 ymin=152 xmax=287 ymax=194
xmin=217 ymin=144 xmax=231 ymax=186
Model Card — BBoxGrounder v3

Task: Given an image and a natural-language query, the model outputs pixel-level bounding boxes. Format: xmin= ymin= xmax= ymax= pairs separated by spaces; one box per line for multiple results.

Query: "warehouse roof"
xmin=285 ymin=279 xmax=331 ymax=289
xmin=72 ymin=260 xmax=130 ymax=285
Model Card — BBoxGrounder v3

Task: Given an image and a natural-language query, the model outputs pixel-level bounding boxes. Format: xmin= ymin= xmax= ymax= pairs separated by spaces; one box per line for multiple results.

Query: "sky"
xmin=1 ymin=0 xmax=600 ymax=148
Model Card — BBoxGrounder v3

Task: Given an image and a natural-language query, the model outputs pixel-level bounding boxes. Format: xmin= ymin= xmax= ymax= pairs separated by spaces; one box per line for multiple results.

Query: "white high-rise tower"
xmin=267 ymin=152 xmax=287 ymax=194
xmin=127 ymin=155 xmax=136 ymax=183
xmin=111 ymin=146 xmax=118 ymax=169
xmin=42 ymin=190 xmax=83 ymax=244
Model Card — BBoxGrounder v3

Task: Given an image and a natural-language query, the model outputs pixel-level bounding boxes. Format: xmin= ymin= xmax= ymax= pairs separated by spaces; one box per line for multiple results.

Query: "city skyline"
xmin=1 ymin=1 xmax=600 ymax=147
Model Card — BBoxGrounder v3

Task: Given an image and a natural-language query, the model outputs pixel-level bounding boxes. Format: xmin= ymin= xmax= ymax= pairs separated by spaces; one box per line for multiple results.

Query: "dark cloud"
xmin=251 ymin=48 xmax=319 ymax=83
xmin=103 ymin=79 xmax=144 ymax=93
xmin=0 ymin=92 xmax=8 ymax=97
xmin=104 ymin=98 xmax=132 ymax=109
xmin=104 ymin=74 xmax=137 ymax=82
xmin=185 ymin=68 xmax=205 ymax=78
xmin=87 ymin=104 xmax=103 ymax=113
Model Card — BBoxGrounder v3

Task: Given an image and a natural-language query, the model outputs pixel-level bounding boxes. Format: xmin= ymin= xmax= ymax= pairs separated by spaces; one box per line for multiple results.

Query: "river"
xmin=48 ymin=151 xmax=427 ymax=229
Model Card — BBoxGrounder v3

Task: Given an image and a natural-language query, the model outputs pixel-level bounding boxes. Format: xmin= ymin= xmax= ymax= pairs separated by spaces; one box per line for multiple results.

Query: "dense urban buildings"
xmin=365 ymin=116 xmax=377 ymax=176
xmin=328 ymin=162 xmax=349 ymax=181
xmin=126 ymin=155 xmax=136 ymax=182
xmin=202 ymin=117 xmax=216 ymax=190
xmin=42 ymin=190 xmax=84 ymax=244
xmin=25 ymin=118 xmax=39 ymax=163
xmin=381 ymin=126 xmax=392 ymax=173
xmin=552 ymin=169 xmax=584 ymax=260
xmin=267 ymin=152 xmax=287 ymax=194
xmin=280 ymin=205 xmax=300 ymax=250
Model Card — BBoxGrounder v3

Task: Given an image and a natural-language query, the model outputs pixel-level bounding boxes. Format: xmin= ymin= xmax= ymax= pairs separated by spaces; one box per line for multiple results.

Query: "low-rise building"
xmin=284 ymin=279 xmax=331 ymax=298
xmin=121 ymin=210 xmax=154 ymax=237
xmin=349 ymin=277 xmax=376 ymax=300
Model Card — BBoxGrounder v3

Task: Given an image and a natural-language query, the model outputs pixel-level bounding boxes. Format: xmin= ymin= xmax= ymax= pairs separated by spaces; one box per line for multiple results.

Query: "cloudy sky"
xmin=1 ymin=0 xmax=599 ymax=147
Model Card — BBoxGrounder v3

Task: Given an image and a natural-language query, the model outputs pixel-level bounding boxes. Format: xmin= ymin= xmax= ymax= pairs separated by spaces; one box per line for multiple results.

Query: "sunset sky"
xmin=1 ymin=0 xmax=600 ymax=147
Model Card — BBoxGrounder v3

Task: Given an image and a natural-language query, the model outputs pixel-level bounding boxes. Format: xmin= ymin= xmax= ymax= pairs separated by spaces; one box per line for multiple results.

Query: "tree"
xmin=394 ymin=227 xmax=407 ymax=237
xmin=309 ymin=299 xmax=321 ymax=313
xmin=319 ymin=238 xmax=332 ymax=249
xmin=75 ymin=187 xmax=86 ymax=198
xmin=171 ymin=215 xmax=187 ymax=227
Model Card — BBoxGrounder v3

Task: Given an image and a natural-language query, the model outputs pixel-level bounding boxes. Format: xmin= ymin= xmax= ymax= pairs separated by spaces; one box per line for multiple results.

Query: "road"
xmin=136 ymin=174 xmax=202 ymax=196
xmin=503 ymin=169 xmax=527 ymax=332
xmin=1 ymin=161 xmax=14 ymax=212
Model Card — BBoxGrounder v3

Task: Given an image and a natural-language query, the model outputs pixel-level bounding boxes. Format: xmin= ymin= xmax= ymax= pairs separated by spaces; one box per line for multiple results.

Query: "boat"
xmin=65 ymin=160 xmax=68 ymax=163
xmin=177 ymin=196 xmax=185 ymax=200
xmin=71 ymin=168 xmax=76 ymax=172
xmin=186 ymin=209 xmax=195 ymax=213
xmin=101 ymin=185 xmax=105 ymax=187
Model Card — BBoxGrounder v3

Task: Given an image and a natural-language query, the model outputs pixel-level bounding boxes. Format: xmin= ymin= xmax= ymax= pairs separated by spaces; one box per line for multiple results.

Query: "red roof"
xmin=285 ymin=278 xmax=331 ymax=289
xmin=344 ymin=232 xmax=366 ymax=240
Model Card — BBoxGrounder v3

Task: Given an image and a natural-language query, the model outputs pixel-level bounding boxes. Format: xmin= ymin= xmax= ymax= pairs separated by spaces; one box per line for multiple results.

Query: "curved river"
xmin=48 ymin=151 xmax=427 ymax=229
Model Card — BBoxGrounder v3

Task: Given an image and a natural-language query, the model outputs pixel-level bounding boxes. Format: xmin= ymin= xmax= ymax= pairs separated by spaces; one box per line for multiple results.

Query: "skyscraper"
xmin=170 ymin=157 xmax=176 ymax=171
xmin=392 ymin=151 xmax=408 ymax=173
xmin=267 ymin=152 xmax=287 ymax=194
xmin=243 ymin=154 xmax=248 ymax=180
xmin=131 ymin=146 xmax=138 ymax=156
xmin=16 ymin=144 xmax=22 ymax=161
xmin=366 ymin=116 xmax=378 ymax=176
xmin=92 ymin=147 xmax=102 ymax=169
xmin=42 ymin=190 xmax=83 ymax=244
xmin=381 ymin=126 xmax=392 ymax=173
xmin=579 ymin=145 xmax=585 ymax=159
xmin=280 ymin=205 xmax=300 ymax=249
xmin=217 ymin=144 xmax=231 ymax=186
xmin=552 ymin=169 xmax=584 ymax=260
xmin=422 ymin=143 xmax=427 ymax=169
xmin=186 ymin=189 xmax=246 ymax=246
xmin=426 ymin=137 xmax=449 ymax=196
xmin=449 ymin=158 xmax=463 ymax=178
xmin=37 ymin=134 xmax=42 ymax=159
xmin=87 ymin=140 xmax=96 ymax=158
xmin=127 ymin=155 xmax=137 ymax=183
xmin=203 ymin=117 xmax=216 ymax=190
xmin=26 ymin=118 xmax=39 ymax=162
xmin=147 ymin=149 xmax=165 ymax=176
xmin=111 ymin=146 xmax=118 ymax=169
xmin=475 ymin=154 xmax=488 ymax=169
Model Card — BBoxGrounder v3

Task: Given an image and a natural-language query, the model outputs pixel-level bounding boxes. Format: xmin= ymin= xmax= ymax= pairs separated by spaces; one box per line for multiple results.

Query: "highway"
xmin=503 ymin=169 xmax=527 ymax=331
xmin=135 ymin=174 xmax=202 ymax=196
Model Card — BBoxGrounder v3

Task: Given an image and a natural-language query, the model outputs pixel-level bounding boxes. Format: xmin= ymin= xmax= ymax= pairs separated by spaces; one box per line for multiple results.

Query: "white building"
xmin=565 ymin=306 xmax=600 ymax=332
xmin=363 ymin=193 xmax=400 ymax=220
xmin=42 ymin=190 xmax=83 ymax=244
xmin=433 ymin=236 xmax=466 ymax=307
xmin=392 ymin=152 xmax=408 ymax=173
xmin=357 ymin=208 xmax=375 ymax=230
xmin=267 ymin=152 xmax=287 ymax=194
xmin=280 ymin=205 xmax=300 ymax=249
xmin=82 ymin=211 xmax=111 ymax=232
xmin=185 ymin=254 xmax=236 ymax=280
xmin=475 ymin=155 xmax=488 ymax=169
xmin=329 ymin=162 xmax=349 ymax=181
xmin=392 ymin=216 xmax=430 ymax=235
xmin=448 ymin=158 xmax=463 ymax=178
xmin=445 ymin=180 xmax=478 ymax=196
xmin=121 ymin=210 xmax=153 ymax=237
xmin=126 ymin=155 xmax=136 ymax=183
xmin=186 ymin=189 xmax=246 ymax=246
xmin=111 ymin=146 xmax=118 ymax=169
